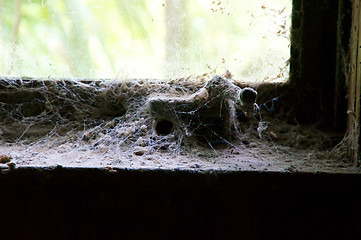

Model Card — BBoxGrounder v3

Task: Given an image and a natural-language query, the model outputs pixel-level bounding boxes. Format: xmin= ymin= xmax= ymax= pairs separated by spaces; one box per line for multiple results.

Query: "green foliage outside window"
xmin=0 ymin=0 xmax=290 ymax=82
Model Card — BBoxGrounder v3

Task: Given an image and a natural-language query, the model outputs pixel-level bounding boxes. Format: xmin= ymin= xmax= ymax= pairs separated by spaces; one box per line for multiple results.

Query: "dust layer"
xmin=0 ymin=76 xmax=357 ymax=173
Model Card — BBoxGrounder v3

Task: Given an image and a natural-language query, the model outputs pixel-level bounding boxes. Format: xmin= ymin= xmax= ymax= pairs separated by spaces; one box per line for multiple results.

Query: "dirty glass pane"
xmin=0 ymin=0 xmax=291 ymax=82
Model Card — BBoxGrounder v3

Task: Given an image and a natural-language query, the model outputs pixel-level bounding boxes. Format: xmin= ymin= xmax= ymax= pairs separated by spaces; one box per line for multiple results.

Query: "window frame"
xmin=0 ymin=0 xmax=357 ymax=167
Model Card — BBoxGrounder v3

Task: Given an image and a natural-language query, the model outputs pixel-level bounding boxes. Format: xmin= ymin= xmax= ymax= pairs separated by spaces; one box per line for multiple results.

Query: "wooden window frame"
xmin=0 ymin=0 xmax=358 ymax=166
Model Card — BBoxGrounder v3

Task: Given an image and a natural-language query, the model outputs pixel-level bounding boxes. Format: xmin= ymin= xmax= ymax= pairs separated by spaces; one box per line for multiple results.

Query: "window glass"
xmin=0 ymin=0 xmax=291 ymax=82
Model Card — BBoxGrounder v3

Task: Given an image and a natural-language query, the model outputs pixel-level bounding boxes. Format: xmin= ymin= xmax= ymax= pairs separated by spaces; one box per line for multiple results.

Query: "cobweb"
xmin=0 ymin=72 xmax=267 ymax=163
xmin=0 ymin=69 xmax=354 ymax=174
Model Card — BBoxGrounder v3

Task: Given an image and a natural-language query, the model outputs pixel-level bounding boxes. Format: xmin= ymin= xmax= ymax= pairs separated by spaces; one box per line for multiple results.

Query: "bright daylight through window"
xmin=0 ymin=0 xmax=304 ymax=171
xmin=0 ymin=0 xmax=291 ymax=82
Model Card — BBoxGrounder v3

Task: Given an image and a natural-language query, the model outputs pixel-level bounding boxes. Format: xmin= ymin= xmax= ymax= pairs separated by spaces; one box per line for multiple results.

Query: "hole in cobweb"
xmin=155 ymin=119 xmax=174 ymax=136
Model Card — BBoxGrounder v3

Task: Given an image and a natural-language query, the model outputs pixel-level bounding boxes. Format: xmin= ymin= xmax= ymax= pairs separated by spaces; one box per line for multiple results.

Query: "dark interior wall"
xmin=289 ymin=0 xmax=350 ymax=129
xmin=0 ymin=168 xmax=361 ymax=240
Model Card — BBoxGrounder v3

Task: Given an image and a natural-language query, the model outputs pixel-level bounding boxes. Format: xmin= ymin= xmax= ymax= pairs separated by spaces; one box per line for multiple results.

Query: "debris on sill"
xmin=0 ymin=75 xmax=357 ymax=174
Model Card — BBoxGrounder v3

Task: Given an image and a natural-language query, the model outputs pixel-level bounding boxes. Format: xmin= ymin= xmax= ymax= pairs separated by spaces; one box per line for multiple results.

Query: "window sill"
xmin=0 ymin=77 xmax=358 ymax=175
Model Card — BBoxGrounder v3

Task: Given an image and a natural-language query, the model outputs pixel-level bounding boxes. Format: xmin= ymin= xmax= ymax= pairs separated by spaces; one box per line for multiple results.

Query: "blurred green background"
xmin=0 ymin=0 xmax=291 ymax=82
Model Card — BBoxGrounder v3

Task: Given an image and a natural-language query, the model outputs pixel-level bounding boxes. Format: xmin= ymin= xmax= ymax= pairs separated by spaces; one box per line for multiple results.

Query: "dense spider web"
xmin=0 ymin=69 xmax=352 ymax=173
xmin=0 ymin=73 xmax=270 ymax=160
